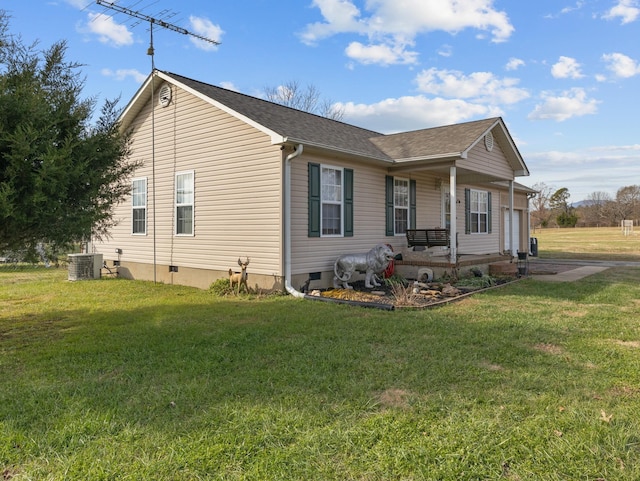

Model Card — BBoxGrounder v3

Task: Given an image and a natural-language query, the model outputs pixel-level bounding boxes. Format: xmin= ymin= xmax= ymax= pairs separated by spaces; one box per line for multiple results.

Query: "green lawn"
xmin=534 ymin=226 xmax=640 ymax=261
xmin=2 ymin=263 xmax=640 ymax=479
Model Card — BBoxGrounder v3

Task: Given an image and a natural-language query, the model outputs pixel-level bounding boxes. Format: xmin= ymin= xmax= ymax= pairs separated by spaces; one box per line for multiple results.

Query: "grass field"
xmin=534 ymin=226 xmax=640 ymax=261
xmin=2 ymin=232 xmax=640 ymax=480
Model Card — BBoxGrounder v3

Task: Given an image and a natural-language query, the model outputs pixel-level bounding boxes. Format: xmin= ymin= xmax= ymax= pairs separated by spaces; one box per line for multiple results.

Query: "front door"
xmin=503 ymin=210 xmax=520 ymax=254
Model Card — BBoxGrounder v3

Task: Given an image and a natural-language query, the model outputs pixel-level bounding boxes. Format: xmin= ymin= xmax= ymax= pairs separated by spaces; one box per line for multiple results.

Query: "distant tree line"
xmin=531 ymin=183 xmax=640 ymax=228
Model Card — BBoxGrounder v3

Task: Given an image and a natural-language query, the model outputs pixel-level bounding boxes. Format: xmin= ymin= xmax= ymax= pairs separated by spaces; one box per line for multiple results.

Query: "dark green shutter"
xmin=385 ymin=175 xmax=394 ymax=236
xmin=344 ymin=168 xmax=353 ymax=237
xmin=464 ymin=188 xmax=471 ymax=235
xmin=487 ymin=191 xmax=492 ymax=234
xmin=409 ymin=179 xmax=416 ymax=229
xmin=308 ymin=163 xmax=320 ymax=237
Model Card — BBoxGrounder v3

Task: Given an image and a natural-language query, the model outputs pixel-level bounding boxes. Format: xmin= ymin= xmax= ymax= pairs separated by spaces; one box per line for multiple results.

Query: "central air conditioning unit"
xmin=68 ymin=253 xmax=103 ymax=281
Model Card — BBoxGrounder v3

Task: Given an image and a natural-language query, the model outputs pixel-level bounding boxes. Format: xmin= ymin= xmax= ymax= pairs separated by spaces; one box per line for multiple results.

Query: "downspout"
xmin=284 ymin=144 xmax=305 ymax=297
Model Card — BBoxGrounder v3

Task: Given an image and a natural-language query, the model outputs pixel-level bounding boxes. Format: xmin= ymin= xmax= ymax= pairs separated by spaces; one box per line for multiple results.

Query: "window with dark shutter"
xmin=308 ymin=163 xmax=320 ymax=237
xmin=308 ymin=163 xmax=353 ymax=237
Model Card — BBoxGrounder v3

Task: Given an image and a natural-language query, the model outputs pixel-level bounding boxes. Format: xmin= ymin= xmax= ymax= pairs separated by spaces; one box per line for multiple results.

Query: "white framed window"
xmin=175 ymin=171 xmax=194 ymax=236
xmin=394 ymin=177 xmax=410 ymax=235
xmin=321 ymin=165 xmax=343 ymax=236
xmin=470 ymin=189 xmax=489 ymax=234
xmin=131 ymin=177 xmax=147 ymax=235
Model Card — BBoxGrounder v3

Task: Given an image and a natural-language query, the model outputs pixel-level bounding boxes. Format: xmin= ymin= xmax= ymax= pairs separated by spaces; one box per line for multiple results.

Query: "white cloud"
xmin=188 ymin=16 xmax=224 ymax=51
xmin=528 ymin=88 xmax=599 ymax=121
xmin=338 ymin=96 xmax=500 ymax=134
xmin=65 ymin=0 xmax=92 ymax=8
xmin=603 ymin=0 xmax=640 ymax=24
xmin=506 ymin=57 xmax=525 ymax=71
xmin=84 ymin=12 xmax=134 ymax=47
xmin=544 ymin=1 xmax=585 ymax=18
xmin=219 ymin=81 xmax=239 ymax=92
xmin=437 ymin=44 xmax=454 ymax=58
xmin=300 ymin=0 xmax=366 ymax=43
xmin=339 ymin=66 xmax=530 ymax=133
xmin=101 ymin=68 xmax=147 ymax=84
xmin=589 ymin=143 xmax=640 ymax=152
xmin=415 ymin=68 xmax=530 ymax=105
xmin=300 ymin=0 xmax=514 ymax=66
xmin=551 ymin=56 xmax=584 ymax=79
xmin=561 ymin=2 xmax=585 ymax=14
xmin=602 ymin=52 xmax=640 ymax=78
xmin=525 ymin=143 xmax=640 ymax=199
xmin=345 ymin=41 xmax=418 ymax=65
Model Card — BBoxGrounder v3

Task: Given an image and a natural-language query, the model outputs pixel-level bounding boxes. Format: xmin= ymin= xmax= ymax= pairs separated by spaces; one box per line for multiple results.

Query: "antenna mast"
xmin=95 ymin=0 xmax=220 ymax=66
xmin=94 ymin=1 xmax=220 ymax=283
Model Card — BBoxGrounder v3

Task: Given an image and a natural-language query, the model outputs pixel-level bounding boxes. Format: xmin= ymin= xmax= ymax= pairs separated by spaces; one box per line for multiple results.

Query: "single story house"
xmin=93 ymin=70 xmax=534 ymax=293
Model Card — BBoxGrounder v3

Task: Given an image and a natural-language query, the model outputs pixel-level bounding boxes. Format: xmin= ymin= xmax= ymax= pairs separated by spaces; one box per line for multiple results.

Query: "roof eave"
xmin=282 ymin=137 xmax=394 ymax=164
xmin=461 ymin=118 xmax=502 ymax=158
xmin=118 ymin=70 xmax=287 ymax=144
xmin=118 ymin=73 xmax=156 ymax=131
xmin=393 ymin=152 xmax=463 ymax=163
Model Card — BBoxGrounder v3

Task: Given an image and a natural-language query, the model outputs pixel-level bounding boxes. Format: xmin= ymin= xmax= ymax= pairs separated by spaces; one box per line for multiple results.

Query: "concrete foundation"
xmin=103 ymin=259 xmax=285 ymax=292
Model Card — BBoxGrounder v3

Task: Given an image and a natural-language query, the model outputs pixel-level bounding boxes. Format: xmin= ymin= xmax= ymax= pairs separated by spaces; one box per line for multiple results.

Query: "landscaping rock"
xmin=442 ymin=284 xmax=461 ymax=297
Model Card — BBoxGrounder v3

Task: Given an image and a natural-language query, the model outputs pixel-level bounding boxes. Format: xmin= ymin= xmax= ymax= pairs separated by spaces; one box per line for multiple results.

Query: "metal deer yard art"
xmin=229 ymin=257 xmax=250 ymax=294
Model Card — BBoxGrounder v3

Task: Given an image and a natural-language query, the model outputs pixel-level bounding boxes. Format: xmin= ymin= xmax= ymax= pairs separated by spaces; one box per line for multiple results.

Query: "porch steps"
xmin=395 ymin=254 xmax=511 ymax=268
xmin=394 ymin=253 xmax=513 ymax=280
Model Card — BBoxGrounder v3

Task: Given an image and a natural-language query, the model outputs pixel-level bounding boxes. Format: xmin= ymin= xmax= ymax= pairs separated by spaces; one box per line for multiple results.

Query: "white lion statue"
xmin=333 ymin=243 xmax=395 ymax=289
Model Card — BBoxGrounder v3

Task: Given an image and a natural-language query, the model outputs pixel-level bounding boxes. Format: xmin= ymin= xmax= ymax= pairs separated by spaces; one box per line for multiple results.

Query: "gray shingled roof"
xmin=370 ymin=118 xmax=500 ymax=160
xmin=163 ymin=71 xmax=392 ymax=162
xmin=150 ymin=71 xmax=526 ymax=176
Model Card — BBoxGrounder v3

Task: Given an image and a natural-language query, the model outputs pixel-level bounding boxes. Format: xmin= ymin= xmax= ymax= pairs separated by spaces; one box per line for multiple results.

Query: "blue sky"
xmin=4 ymin=0 xmax=640 ymax=201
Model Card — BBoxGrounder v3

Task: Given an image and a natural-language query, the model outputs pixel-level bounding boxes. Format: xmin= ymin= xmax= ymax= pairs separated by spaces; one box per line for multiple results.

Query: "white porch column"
xmin=508 ymin=180 xmax=514 ymax=256
xmin=449 ymin=166 xmax=457 ymax=262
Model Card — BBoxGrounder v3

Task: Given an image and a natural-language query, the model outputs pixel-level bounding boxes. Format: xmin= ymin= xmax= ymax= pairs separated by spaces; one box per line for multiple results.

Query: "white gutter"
xmin=284 ymin=144 xmax=306 ymax=297
xmin=282 ymin=136 xmax=392 ymax=164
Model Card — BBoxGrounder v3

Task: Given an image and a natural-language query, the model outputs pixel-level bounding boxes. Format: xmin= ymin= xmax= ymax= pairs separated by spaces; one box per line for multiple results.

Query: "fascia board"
xmin=284 ymin=137 xmax=394 ymax=164
xmin=156 ymin=72 xmax=286 ymax=144
xmin=461 ymin=118 xmax=501 ymax=158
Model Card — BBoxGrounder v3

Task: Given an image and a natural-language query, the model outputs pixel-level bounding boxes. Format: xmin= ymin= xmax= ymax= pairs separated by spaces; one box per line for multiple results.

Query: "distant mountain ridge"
xmin=571 ymin=200 xmax=598 ymax=208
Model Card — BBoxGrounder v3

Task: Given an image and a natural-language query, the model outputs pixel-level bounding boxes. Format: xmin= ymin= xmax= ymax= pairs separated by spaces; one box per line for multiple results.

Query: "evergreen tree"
xmin=0 ymin=11 xmax=139 ymax=255
xmin=549 ymin=188 xmax=578 ymax=227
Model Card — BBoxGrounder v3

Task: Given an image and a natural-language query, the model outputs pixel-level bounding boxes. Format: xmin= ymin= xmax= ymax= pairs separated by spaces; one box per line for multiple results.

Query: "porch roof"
xmin=375 ymin=117 xmax=529 ymax=179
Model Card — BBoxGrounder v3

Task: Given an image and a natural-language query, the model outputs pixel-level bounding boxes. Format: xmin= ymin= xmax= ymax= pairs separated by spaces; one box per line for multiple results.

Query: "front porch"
xmin=393 ymin=247 xmax=514 ymax=280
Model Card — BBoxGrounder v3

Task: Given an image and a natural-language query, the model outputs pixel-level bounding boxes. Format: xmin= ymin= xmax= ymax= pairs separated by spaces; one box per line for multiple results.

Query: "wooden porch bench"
xmin=406 ymin=228 xmax=450 ymax=248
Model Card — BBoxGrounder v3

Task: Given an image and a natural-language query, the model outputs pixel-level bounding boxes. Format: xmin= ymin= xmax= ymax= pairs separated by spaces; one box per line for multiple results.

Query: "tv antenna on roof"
xmin=95 ymin=0 xmax=220 ymax=68
xmin=94 ymin=1 xmax=221 ymax=284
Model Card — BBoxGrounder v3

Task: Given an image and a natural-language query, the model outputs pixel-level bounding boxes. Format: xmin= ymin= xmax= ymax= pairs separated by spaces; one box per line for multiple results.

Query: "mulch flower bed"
xmin=308 ymin=276 xmax=516 ymax=309
xmin=306 ymin=261 xmax=579 ymax=309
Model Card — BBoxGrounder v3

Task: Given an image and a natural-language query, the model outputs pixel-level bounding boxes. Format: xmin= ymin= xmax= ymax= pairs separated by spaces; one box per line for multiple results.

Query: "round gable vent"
xmin=485 ymin=131 xmax=494 ymax=152
xmin=158 ymin=83 xmax=172 ymax=107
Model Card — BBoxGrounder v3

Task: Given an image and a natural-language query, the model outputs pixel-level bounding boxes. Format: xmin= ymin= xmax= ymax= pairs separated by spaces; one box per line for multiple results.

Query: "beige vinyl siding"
xmin=292 ymin=154 xmax=383 ymax=274
xmin=500 ymin=190 xmax=528 ymax=210
xmin=458 ymin=133 xmax=515 ymax=181
xmin=413 ymin=173 xmax=444 ymax=230
xmin=291 ymin=154 xmax=446 ymax=275
xmin=95 ymin=83 xmax=284 ymax=277
xmin=455 ymin=185 xmax=501 ymax=255
xmin=291 ymin=159 xmax=516 ymax=275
